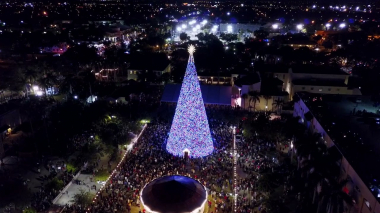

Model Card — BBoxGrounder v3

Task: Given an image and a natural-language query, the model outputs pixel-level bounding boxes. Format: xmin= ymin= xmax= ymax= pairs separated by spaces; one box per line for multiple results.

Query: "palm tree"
xmin=263 ymin=95 xmax=272 ymax=111
xmin=241 ymin=93 xmax=249 ymax=109
xmin=317 ymin=179 xmax=353 ymax=213
xmin=248 ymin=91 xmax=260 ymax=112
xmin=272 ymin=99 xmax=284 ymax=114
xmin=60 ymin=74 xmax=75 ymax=95
xmin=22 ymin=66 xmax=39 ymax=84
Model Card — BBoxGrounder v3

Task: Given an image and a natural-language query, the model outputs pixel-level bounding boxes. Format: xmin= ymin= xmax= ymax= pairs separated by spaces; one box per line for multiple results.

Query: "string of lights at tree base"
xmin=166 ymin=45 xmax=214 ymax=158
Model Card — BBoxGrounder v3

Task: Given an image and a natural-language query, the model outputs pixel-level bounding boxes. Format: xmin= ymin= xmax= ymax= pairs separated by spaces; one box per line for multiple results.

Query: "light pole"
xmin=232 ymin=126 xmax=238 ymax=212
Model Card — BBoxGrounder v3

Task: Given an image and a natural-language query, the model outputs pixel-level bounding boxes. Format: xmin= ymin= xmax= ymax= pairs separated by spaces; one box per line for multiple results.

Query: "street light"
xmin=296 ymin=24 xmax=303 ymax=30
xmin=272 ymin=24 xmax=279 ymax=29
xmin=339 ymin=23 xmax=346 ymax=28
xmin=182 ymin=24 xmax=187 ymax=29
xmin=325 ymin=23 xmax=331 ymax=30
xmin=176 ymin=26 xmax=182 ymax=32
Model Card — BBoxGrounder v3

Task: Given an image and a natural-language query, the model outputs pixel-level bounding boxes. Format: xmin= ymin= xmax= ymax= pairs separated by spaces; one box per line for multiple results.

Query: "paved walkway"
xmin=51 ymin=125 xmax=147 ymax=210
xmin=53 ymin=174 xmax=102 ymax=206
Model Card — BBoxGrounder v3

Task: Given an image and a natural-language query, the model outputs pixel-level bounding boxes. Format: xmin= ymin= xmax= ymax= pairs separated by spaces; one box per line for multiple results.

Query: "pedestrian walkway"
xmin=53 ymin=174 xmax=102 ymax=206
xmin=52 ymin=125 xmax=147 ymax=209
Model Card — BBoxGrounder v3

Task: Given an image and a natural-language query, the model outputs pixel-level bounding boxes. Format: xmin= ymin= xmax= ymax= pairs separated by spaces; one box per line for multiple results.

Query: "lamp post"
xmin=232 ymin=126 xmax=238 ymax=212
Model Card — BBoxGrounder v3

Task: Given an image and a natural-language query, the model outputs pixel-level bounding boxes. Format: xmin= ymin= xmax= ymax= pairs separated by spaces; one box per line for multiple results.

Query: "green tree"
xmin=23 ymin=207 xmax=37 ymax=213
xmin=272 ymin=99 xmax=284 ymax=114
xmin=71 ymin=189 xmax=93 ymax=207
xmin=248 ymin=91 xmax=260 ymax=112
xmin=220 ymin=33 xmax=238 ymax=42
xmin=179 ymin=32 xmax=188 ymax=41
xmin=45 ymin=177 xmax=64 ymax=191
xmin=241 ymin=93 xmax=249 ymax=109
xmin=317 ymin=179 xmax=353 ymax=213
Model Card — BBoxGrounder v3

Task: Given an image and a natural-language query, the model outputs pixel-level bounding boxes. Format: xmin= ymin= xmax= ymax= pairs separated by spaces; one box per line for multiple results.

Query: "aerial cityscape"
xmin=0 ymin=0 xmax=380 ymax=213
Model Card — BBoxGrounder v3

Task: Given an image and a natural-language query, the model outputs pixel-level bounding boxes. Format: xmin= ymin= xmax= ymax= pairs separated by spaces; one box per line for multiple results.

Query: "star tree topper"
xmin=188 ymin=44 xmax=196 ymax=56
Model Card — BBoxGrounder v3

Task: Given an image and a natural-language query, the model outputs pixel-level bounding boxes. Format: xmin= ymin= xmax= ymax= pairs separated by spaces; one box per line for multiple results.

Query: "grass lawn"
xmin=94 ymin=169 xmax=110 ymax=181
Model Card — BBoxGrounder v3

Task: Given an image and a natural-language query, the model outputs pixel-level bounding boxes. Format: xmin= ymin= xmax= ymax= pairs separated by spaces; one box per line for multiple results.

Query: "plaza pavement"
xmin=51 ymin=125 xmax=147 ymax=211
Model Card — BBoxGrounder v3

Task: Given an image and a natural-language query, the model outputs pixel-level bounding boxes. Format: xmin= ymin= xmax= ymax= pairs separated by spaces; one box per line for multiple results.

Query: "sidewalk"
xmin=53 ymin=174 xmax=102 ymax=206
xmin=52 ymin=125 xmax=147 ymax=208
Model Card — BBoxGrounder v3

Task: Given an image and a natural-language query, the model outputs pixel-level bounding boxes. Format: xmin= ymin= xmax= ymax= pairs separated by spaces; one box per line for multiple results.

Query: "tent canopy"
xmin=141 ymin=175 xmax=207 ymax=213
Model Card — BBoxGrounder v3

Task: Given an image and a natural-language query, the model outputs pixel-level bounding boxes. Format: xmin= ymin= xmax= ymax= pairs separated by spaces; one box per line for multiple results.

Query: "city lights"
xmin=182 ymin=24 xmax=187 ymax=29
xmin=211 ymin=25 xmax=218 ymax=33
xmin=296 ymin=24 xmax=303 ymax=30
xmin=227 ymin=25 xmax=233 ymax=33
xmin=177 ymin=26 xmax=182 ymax=32
xmin=189 ymin=20 xmax=196 ymax=25
xmin=166 ymin=45 xmax=214 ymax=158
xmin=36 ymin=91 xmax=43 ymax=96
xmin=339 ymin=23 xmax=346 ymax=28
xmin=272 ymin=24 xmax=279 ymax=29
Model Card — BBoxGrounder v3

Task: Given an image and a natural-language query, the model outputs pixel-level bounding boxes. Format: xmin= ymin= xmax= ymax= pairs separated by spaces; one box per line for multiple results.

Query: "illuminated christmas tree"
xmin=166 ymin=45 xmax=214 ymax=158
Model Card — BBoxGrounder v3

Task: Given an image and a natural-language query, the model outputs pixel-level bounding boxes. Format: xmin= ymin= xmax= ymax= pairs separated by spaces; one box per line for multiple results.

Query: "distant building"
xmin=233 ymin=72 xmax=289 ymax=111
xmin=219 ymin=23 xmax=261 ymax=35
xmin=127 ymin=61 xmax=171 ymax=81
xmin=39 ymin=43 xmax=69 ymax=54
xmin=283 ymin=40 xmax=317 ymax=49
xmin=272 ymin=65 xmax=361 ymax=99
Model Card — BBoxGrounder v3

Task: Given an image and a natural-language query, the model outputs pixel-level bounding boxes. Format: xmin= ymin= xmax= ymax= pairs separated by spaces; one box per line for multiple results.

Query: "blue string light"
xmin=166 ymin=53 xmax=214 ymax=158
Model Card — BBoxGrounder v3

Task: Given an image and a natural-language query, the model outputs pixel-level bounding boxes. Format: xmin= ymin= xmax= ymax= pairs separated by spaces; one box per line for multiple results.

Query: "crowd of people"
xmin=63 ymin=105 xmax=283 ymax=213
xmin=234 ymin=134 xmax=280 ymax=212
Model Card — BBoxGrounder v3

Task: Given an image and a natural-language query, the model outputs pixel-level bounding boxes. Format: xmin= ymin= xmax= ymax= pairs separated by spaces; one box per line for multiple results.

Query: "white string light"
xmin=233 ymin=126 xmax=238 ymax=212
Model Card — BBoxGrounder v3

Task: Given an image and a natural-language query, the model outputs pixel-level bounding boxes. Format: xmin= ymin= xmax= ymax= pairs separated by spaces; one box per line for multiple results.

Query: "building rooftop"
xmin=292 ymin=79 xmax=347 ymax=87
xmin=234 ymin=73 xmax=261 ymax=87
xmin=297 ymin=93 xmax=380 ymax=200
xmin=291 ymin=64 xmax=349 ymax=75
xmin=128 ymin=53 xmax=170 ymax=71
